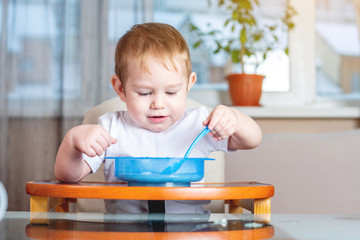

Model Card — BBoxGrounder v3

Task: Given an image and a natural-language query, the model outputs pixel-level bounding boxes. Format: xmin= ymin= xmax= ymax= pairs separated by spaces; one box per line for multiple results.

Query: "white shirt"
xmin=84 ymin=106 xmax=229 ymax=213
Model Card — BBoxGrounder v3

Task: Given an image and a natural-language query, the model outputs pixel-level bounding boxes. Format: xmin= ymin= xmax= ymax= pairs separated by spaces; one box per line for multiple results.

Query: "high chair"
xmin=26 ymin=98 xmax=274 ymax=224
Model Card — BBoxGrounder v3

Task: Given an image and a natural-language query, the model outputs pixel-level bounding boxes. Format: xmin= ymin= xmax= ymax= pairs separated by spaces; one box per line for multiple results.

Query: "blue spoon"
xmin=184 ymin=126 xmax=211 ymax=158
xmin=161 ymin=126 xmax=211 ymax=174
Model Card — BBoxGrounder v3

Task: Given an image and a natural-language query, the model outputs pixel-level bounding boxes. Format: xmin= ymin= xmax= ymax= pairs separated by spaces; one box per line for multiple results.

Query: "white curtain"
xmin=0 ymin=0 xmax=143 ymax=211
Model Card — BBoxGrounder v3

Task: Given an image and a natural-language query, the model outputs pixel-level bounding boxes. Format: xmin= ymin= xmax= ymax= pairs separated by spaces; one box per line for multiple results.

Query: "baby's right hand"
xmin=68 ymin=125 xmax=117 ymax=157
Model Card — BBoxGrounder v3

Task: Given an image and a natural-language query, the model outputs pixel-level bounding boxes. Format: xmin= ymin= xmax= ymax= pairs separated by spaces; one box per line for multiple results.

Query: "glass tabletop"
xmin=1 ymin=211 xmax=360 ymax=239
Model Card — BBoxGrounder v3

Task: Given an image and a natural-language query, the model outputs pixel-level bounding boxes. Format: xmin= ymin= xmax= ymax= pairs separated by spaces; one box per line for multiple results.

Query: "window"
xmin=6 ymin=0 xmax=358 ymax=117
xmin=105 ymin=0 xmax=144 ymax=98
xmin=152 ymin=0 xmax=291 ymax=93
xmin=5 ymin=0 xmax=81 ymax=101
xmin=148 ymin=0 xmax=317 ymax=107
xmin=316 ymin=0 xmax=360 ymax=99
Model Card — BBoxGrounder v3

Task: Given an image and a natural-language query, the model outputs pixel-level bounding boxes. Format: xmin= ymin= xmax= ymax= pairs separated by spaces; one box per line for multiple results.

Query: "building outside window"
xmin=316 ymin=0 xmax=360 ymax=98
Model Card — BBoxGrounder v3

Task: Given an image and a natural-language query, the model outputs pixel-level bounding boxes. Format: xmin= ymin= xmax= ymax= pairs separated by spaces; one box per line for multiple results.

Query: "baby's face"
xmin=121 ymin=57 xmax=193 ymax=132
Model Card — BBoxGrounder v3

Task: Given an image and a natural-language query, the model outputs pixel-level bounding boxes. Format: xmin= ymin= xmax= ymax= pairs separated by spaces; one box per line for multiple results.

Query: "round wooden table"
xmin=26 ymin=180 xmax=274 ymax=224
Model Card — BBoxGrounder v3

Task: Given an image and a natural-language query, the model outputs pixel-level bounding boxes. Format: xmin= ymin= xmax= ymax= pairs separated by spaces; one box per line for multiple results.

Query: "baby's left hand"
xmin=203 ymin=105 xmax=239 ymax=141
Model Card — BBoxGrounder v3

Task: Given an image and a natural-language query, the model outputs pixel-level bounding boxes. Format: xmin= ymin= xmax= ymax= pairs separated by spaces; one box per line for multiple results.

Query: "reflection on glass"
xmin=24 ymin=213 xmax=273 ymax=234
xmin=316 ymin=0 xmax=360 ymax=97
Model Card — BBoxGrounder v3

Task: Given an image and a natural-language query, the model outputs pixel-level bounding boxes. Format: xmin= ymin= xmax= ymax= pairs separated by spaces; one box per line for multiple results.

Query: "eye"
xmin=138 ymin=92 xmax=151 ymax=96
xmin=166 ymin=91 xmax=177 ymax=95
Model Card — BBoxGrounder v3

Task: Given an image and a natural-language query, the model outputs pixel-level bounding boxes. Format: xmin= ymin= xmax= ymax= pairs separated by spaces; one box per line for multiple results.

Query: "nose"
xmin=150 ymin=93 xmax=165 ymax=109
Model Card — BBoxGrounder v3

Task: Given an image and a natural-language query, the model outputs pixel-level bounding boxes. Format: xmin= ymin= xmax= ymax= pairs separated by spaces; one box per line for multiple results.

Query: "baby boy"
xmin=55 ymin=22 xmax=262 ymax=213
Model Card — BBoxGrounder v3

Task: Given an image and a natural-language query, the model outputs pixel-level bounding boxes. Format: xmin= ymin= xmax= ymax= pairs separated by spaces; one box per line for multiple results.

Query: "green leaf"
xmin=193 ymin=40 xmax=203 ymax=49
xmin=239 ymin=0 xmax=252 ymax=10
xmin=208 ymin=30 xmax=219 ymax=36
xmin=288 ymin=22 xmax=295 ymax=30
xmin=253 ymin=32 xmax=263 ymax=42
xmin=224 ymin=19 xmax=231 ymax=27
xmin=231 ymin=49 xmax=240 ymax=63
xmin=224 ymin=45 xmax=230 ymax=53
xmin=213 ymin=40 xmax=222 ymax=54
xmin=189 ymin=23 xmax=199 ymax=32
xmin=284 ymin=47 xmax=289 ymax=55
xmin=262 ymin=52 xmax=267 ymax=61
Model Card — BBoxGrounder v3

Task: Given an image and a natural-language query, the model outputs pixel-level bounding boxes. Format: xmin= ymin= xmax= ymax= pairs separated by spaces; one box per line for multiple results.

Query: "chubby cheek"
xmin=126 ymin=100 xmax=147 ymax=122
xmin=170 ymin=101 xmax=186 ymax=121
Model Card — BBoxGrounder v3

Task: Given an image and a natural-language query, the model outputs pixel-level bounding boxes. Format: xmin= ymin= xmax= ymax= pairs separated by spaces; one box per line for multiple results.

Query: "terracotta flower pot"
xmin=226 ymin=73 xmax=264 ymax=106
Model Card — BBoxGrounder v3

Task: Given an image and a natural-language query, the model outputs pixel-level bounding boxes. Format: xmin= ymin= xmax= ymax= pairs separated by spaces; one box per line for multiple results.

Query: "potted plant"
xmin=190 ymin=0 xmax=296 ymax=106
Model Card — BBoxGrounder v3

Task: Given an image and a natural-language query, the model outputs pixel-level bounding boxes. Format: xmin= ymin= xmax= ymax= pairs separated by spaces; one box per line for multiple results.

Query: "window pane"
xmin=62 ymin=0 xmax=81 ymax=99
xmin=106 ymin=0 xmax=144 ymax=92
xmin=316 ymin=0 xmax=360 ymax=98
xmin=5 ymin=0 xmax=81 ymax=100
xmin=153 ymin=0 xmax=291 ymax=92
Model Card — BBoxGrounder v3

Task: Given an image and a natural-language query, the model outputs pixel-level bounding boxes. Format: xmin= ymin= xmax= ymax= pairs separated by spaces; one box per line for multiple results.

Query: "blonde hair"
xmin=114 ymin=22 xmax=192 ymax=87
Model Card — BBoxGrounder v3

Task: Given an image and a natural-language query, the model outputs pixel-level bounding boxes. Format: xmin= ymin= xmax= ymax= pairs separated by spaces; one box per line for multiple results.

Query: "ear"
xmin=187 ymin=72 xmax=197 ymax=92
xmin=111 ymin=75 xmax=126 ymax=102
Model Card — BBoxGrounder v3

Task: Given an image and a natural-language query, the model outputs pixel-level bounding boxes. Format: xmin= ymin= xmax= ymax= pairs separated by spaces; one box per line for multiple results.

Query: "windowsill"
xmin=188 ymin=89 xmax=360 ymax=119
xmin=236 ymin=96 xmax=360 ymax=118
xmin=234 ymin=105 xmax=360 ymax=119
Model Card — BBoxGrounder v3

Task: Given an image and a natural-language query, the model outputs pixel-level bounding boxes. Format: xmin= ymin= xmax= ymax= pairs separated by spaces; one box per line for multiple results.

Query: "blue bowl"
xmin=105 ymin=157 xmax=214 ymax=187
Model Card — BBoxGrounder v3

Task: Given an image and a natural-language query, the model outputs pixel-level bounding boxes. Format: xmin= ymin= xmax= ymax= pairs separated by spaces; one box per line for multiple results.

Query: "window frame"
xmin=8 ymin=0 xmax=356 ymax=118
xmin=261 ymin=0 xmax=316 ymax=106
xmin=187 ymin=0 xmax=317 ymax=107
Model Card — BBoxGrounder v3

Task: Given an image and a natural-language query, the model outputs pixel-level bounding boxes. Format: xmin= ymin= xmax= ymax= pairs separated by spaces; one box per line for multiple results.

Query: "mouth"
xmin=147 ymin=115 xmax=169 ymax=123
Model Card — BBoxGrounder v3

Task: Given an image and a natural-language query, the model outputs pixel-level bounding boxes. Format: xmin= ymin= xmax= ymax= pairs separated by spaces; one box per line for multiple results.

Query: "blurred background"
xmin=0 ymin=0 xmax=359 ymax=211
